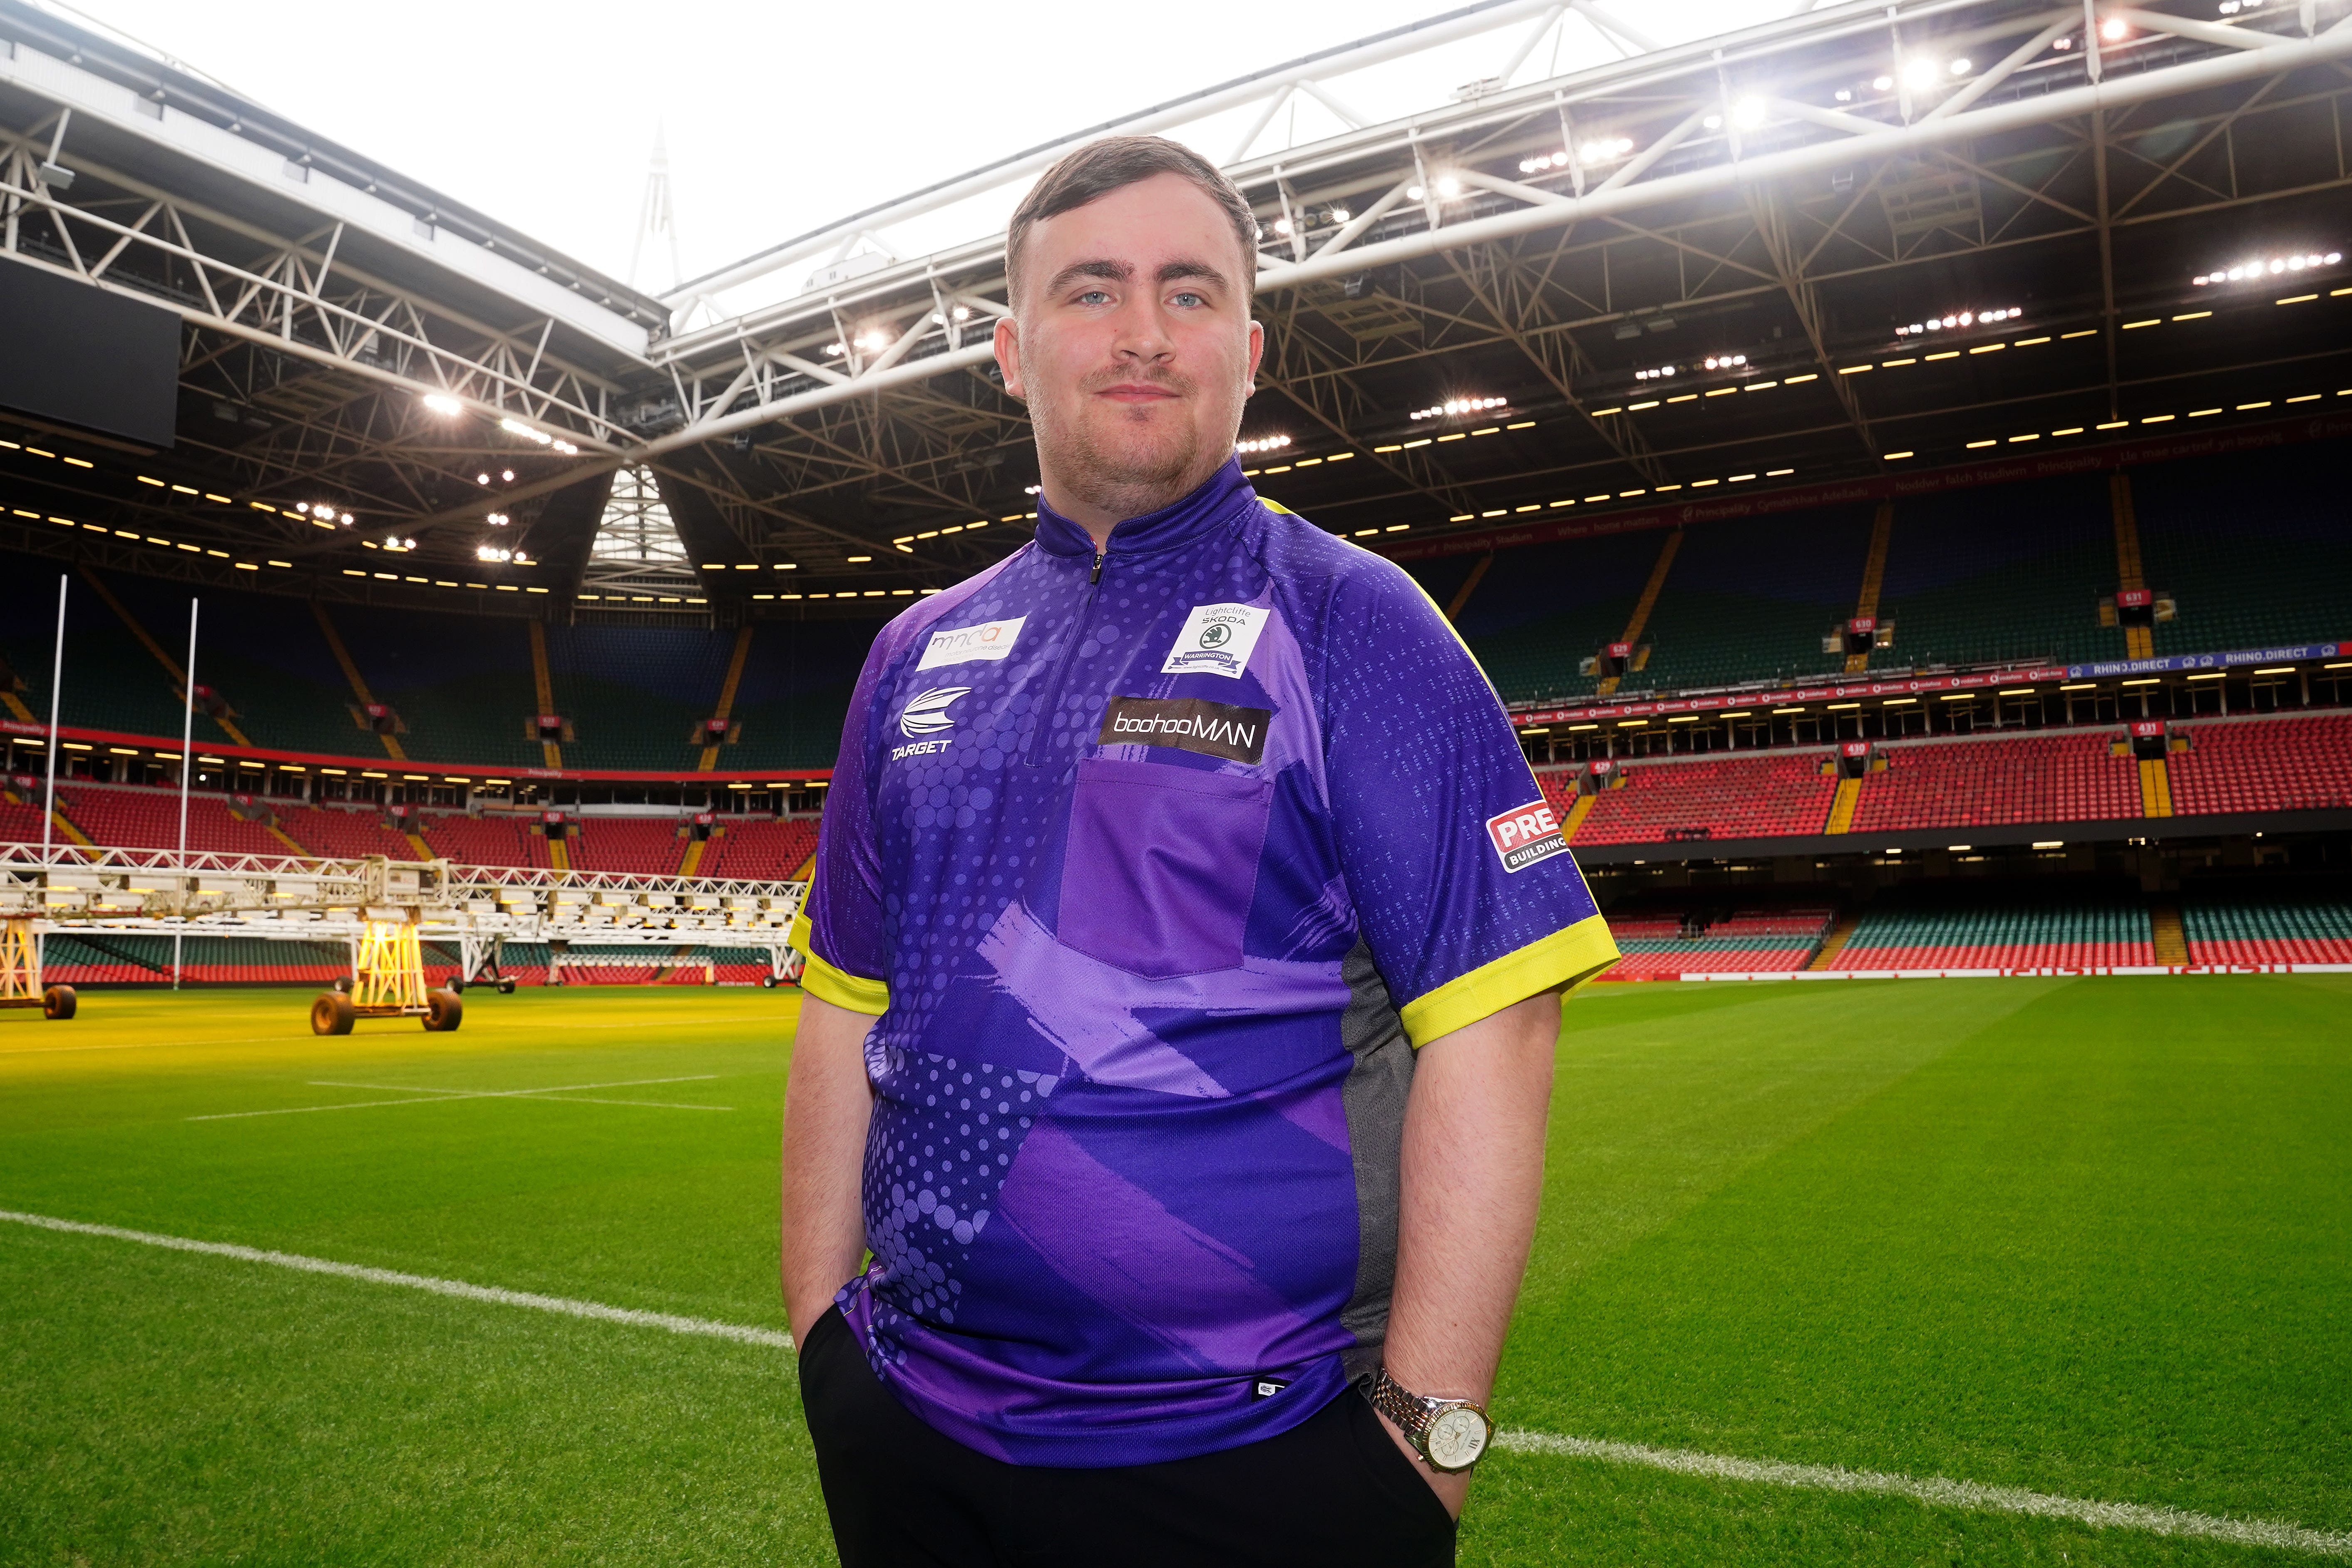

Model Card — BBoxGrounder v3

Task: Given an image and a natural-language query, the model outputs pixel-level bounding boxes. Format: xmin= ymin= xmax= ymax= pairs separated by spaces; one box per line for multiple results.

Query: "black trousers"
xmin=800 ymin=1307 xmax=1457 ymax=1568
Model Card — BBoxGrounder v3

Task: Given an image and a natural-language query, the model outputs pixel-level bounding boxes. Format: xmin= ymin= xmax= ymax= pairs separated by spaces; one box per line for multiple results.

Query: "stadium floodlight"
xmin=421 ymin=393 xmax=463 ymax=417
xmin=1897 ymin=307 xmax=2020 ymax=336
xmin=486 ymin=512 xmax=510 ymax=526
xmin=1634 ymin=364 xmax=1678 ymax=381
xmin=502 ymin=470 xmax=514 ymax=482
xmin=1701 ymin=354 xmax=1748 ymax=370
xmin=2101 ymin=15 xmax=2129 ymax=39
xmin=1732 ymin=97 xmax=1769 ymax=129
xmin=1950 ymin=57 xmax=1972 ymax=74
xmin=1900 ymin=57 xmax=1940 ymax=89
xmin=2194 ymin=252 xmax=2340 ymax=284
xmin=1410 ymin=395 xmax=1508 ymax=420
xmin=1872 ymin=73 xmax=1894 ymax=89
xmin=1236 ymin=433 xmax=1293 ymax=454
xmin=477 ymin=545 xmax=512 ymax=562
xmin=1329 ymin=207 xmax=1351 ymax=224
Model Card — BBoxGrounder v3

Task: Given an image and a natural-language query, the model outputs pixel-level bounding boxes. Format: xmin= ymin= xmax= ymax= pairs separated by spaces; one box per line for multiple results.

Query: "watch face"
xmin=1425 ymin=1405 xmax=1491 ymax=1472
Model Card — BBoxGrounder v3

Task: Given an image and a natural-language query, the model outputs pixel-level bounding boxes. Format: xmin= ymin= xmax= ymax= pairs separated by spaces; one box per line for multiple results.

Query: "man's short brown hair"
xmin=1005 ymin=136 xmax=1259 ymax=304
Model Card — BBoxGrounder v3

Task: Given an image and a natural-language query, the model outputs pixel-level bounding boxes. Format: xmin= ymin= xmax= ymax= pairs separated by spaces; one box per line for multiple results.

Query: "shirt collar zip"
xmin=1030 ymin=456 xmax=1255 ymax=570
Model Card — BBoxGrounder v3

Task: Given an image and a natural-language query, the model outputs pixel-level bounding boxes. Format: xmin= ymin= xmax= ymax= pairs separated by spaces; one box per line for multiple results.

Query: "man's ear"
xmin=994 ymin=315 xmax=1027 ymax=404
xmin=1243 ymin=319 xmax=1264 ymax=396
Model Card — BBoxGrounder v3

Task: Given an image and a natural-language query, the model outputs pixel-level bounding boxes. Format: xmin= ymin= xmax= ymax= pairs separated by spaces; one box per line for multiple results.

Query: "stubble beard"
xmin=1032 ymin=370 xmax=1232 ymax=523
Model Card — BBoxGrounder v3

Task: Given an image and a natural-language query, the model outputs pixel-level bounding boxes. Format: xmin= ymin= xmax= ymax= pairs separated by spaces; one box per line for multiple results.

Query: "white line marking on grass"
xmin=0 ymin=1013 xmax=774 ymax=1058
xmin=189 ymin=1075 xmax=729 ymax=1121
xmin=1 ymin=1206 xmax=2342 ymax=1556
xmin=0 ymin=1208 xmax=793 ymax=1351
xmin=1498 ymin=1431 xmax=2352 ymax=1557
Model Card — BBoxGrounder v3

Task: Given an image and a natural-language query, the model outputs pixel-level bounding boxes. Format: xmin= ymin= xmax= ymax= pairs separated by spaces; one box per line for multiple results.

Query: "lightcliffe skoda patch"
xmin=1161 ymin=603 xmax=1270 ymax=678
xmin=1485 ymin=800 xmax=1570 ymax=873
xmin=1097 ymin=696 xmax=1271 ymax=765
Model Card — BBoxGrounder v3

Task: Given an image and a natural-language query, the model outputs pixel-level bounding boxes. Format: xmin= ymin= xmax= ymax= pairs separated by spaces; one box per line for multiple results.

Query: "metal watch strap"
xmin=1365 ymin=1367 xmax=1435 ymax=1448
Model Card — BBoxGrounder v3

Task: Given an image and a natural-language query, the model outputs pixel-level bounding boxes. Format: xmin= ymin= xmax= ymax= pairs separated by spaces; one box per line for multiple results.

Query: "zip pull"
xmin=1090 ymin=549 xmax=1105 ymax=585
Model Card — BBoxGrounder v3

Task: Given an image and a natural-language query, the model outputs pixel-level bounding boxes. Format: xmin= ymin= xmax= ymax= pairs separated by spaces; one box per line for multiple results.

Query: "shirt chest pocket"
xmin=1056 ymin=757 xmax=1274 ymax=979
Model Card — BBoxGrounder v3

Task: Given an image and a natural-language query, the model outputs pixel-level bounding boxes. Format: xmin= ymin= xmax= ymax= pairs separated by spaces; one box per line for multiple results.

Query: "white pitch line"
xmin=0 ymin=1208 xmax=792 ymax=1350
xmin=0 ymin=1207 xmax=2339 ymax=1558
xmin=1497 ymin=1431 xmax=2352 ymax=1558
xmin=188 ymin=1074 xmax=726 ymax=1121
xmin=0 ymin=1012 xmax=774 ymax=1058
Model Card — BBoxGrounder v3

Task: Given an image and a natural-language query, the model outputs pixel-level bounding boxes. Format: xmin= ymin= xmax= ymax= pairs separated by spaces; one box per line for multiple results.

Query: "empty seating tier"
xmin=422 ymin=814 xmax=550 ymax=870
xmin=281 ymin=806 xmax=419 ymax=860
xmin=1570 ymin=753 xmax=1839 ymax=844
xmin=2168 ymin=717 xmax=2352 ymax=816
xmin=56 ymin=784 xmax=290 ymax=857
xmin=699 ymin=816 xmax=820 ymax=881
xmin=1852 ymin=733 xmax=2143 ymax=831
xmin=570 ymin=817 xmax=688 ymax=876
xmin=2182 ymin=897 xmax=2352 ymax=965
xmin=1593 ymin=904 xmax=1835 ymax=979
xmin=1833 ymin=894 xmax=2153 ymax=969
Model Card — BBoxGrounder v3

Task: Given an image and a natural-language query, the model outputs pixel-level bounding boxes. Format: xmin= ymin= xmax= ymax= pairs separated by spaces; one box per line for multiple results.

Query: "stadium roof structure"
xmin=3 ymin=0 xmax=2351 ymax=618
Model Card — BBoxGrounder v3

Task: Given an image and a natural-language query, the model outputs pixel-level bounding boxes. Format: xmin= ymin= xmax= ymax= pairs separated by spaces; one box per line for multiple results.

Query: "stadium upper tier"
xmin=1415 ymin=444 xmax=2349 ymax=708
xmin=6 ymin=442 xmax=2347 ymax=776
xmin=0 ymin=555 xmax=876 ymax=773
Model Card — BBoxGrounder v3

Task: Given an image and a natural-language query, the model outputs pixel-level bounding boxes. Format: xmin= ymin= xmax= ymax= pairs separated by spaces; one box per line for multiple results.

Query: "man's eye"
xmin=1171 ymin=291 xmax=1206 ymax=308
xmin=1076 ymin=289 xmax=1112 ymax=305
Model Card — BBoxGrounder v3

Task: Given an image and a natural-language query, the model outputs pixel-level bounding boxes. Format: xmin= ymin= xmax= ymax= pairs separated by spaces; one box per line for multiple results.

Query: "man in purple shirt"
xmin=782 ymin=135 xmax=1617 ymax=1566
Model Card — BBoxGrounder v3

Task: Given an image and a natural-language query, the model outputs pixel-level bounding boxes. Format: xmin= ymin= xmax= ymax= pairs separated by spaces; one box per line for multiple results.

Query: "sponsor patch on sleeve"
xmin=1161 ymin=603 xmax=1270 ymax=678
xmin=1485 ymin=800 xmax=1570 ymax=873
xmin=1096 ymin=696 xmax=1270 ymax=764
xmin=916 ymin=615 xmax=1026 ymax=671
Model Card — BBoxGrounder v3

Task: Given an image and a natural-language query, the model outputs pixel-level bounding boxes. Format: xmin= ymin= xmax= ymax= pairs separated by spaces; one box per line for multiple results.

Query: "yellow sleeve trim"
xmin=1399 ymin=913 xmax=1620 ymax=1048
xmin=787 ymin=909 xmax=890 ymax=1016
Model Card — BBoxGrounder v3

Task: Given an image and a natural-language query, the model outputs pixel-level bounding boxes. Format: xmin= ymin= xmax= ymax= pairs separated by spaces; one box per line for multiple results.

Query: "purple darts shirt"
xmin=791 ymin=458 xmax=1616 ymax=1467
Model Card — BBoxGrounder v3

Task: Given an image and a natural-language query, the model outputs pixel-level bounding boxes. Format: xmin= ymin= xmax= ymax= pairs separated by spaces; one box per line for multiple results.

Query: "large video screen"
xmin=0 ymin=259 xmax=179 ymax=447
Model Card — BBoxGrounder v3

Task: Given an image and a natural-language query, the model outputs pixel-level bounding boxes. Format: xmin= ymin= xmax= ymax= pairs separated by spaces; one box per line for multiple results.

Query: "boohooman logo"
xmin=1096 ymin=696 xmax=1270 ymax=765
xmin=1485 ymin=800 xmax=1569 ymax=874
xmin=899 ymin=686 xmax=969 ymax=738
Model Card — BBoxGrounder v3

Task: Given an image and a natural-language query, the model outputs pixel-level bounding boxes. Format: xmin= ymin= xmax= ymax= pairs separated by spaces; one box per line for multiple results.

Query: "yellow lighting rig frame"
xmin=0 ymin=917 xmax=76 ymax=1019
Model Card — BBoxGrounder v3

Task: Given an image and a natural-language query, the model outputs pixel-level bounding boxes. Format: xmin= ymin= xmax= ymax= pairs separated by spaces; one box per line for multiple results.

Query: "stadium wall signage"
xmin=1379 ymin=410 xmax=2352 ymax=566
xmin=1510 ymin=642 xmax=2343 ymax=726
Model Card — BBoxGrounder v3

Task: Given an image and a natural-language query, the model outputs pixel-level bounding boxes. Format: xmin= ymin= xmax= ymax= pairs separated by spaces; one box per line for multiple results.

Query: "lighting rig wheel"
xmin=331 ymin=977 xmax=352 ymax=994
xmin=423 ymin=989 xmax=464 ymax=1033
xmin=448 ymin=977 xmax=465 ymax=994
xmin=497 ymin=978 xmax=516 ymax=995
xmin=760 ymin=974 xmax=778 ymax=989
xmin=41 ymin=984 xmax=76 ymax=1020
xmin=311 ymin=991 xmax=355 ymax=1036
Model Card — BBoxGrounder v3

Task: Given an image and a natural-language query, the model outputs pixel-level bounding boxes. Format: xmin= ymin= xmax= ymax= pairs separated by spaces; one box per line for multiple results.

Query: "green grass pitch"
xmin=1 ymin=976 xmax=2347 ymax=1565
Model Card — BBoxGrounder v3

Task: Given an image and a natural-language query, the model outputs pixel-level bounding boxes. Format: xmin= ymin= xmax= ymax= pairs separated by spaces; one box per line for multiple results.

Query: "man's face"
xmin=996 ymin=172 xmax=1263 ymax=524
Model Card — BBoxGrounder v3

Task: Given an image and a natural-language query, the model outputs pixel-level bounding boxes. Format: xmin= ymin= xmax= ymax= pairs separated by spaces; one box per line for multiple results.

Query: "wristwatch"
xmin=1364 ymin=1367 xmax=1495 ymax=1473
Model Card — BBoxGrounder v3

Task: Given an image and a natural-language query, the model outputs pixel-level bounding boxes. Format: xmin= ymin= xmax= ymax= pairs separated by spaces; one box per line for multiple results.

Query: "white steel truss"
xmin=632 ymin=0 xmax=2352 ymax=465
xmin=0 ymin=32 xmax=652 ymax=450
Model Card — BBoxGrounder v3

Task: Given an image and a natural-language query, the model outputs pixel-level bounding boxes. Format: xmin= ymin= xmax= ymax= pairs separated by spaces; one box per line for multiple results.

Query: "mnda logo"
xmin=899 ymin=686 xmax=969 ymax=738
